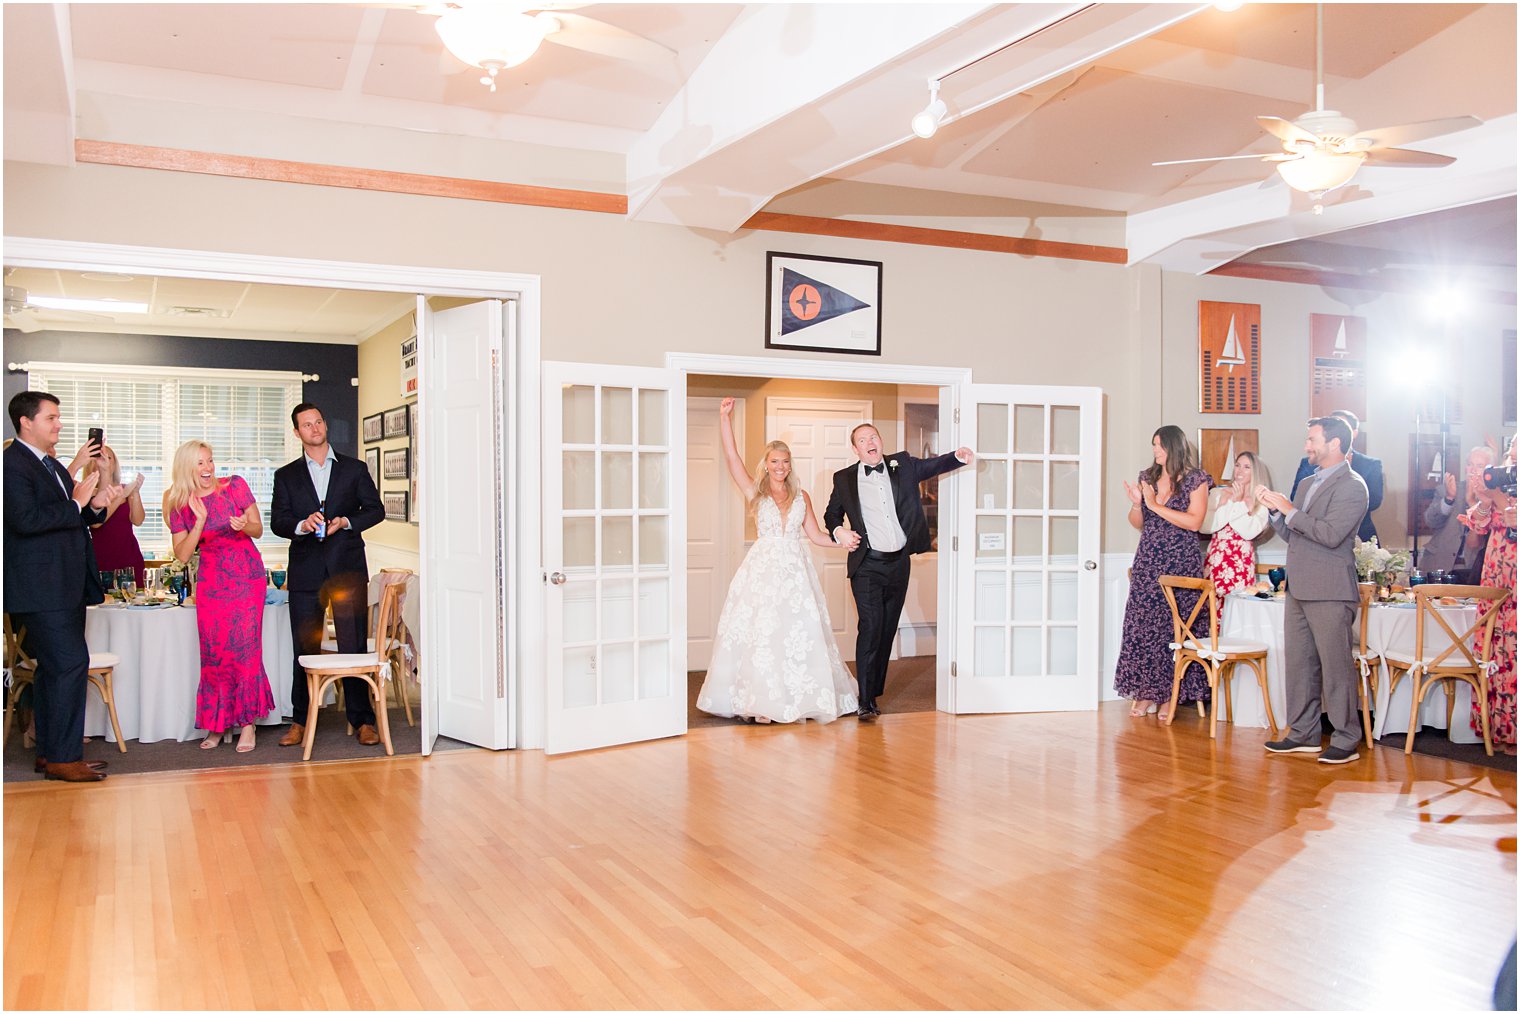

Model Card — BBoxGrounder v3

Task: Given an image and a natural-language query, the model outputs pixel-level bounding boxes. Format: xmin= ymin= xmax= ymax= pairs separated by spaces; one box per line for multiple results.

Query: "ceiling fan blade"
xmin=1257 ymin=115 xmax=1320 ymax=147
xmin=544 ymin=12 xmax=676 ymax=65
xmin=4 ymin=309 xmax=43 ymax=333
xmin=1152 ymin=152 xmax=1276 ymax=167
xmin=1349 ymin=115 xmax=1481 ymax=150
xmin=1359 ymin=147 xmax=1456 ymax=168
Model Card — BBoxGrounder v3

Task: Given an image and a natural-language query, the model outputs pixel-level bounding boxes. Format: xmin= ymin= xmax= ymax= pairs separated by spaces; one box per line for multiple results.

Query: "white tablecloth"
xmin=84 ymin=602 xmax=296 ymax=744
xmin=1218 ymin=595 xmax=1481 ymax=743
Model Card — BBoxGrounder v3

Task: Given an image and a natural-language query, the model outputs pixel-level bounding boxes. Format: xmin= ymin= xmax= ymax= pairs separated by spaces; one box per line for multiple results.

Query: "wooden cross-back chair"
xmin=297 ymin=580 xmax=406 ymax=760
xmin=1158 ymin=575 xmax=1276 ymax=738
xmin=1381 ymin=584 xmax=1512 ymax=757
xmin=1352 ymin=583 xmax=1380 ymax=750
xmin=3 ymin=615 xmax=37 ymax=746
xmin=320 ymin=571 xmax=416 ymax=728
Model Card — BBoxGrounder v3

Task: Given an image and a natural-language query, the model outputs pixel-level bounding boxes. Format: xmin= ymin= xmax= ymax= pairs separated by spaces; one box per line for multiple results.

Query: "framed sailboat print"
xmin=1309 ymin=313 xmax=1366 ymax=422
xmin=1198 ymin=301 xmax=1261 ymax=414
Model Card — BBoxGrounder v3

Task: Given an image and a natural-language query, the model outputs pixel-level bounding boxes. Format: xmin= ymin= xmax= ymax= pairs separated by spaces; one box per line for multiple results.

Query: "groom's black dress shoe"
xmin=865 ymin=700 xmax=882 ymax=716
xmin=856 ymin=704 xmax=877 ymax=721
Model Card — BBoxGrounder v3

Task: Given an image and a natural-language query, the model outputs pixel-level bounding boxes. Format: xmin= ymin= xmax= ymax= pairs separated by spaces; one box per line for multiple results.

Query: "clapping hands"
xmin=1255 ymin=485 xmax=1291 ymax=514
xmin=1122 ymin=480 xmax=1143 ymax=507
xmin=187 ymin=495 xmax=208 ymax=525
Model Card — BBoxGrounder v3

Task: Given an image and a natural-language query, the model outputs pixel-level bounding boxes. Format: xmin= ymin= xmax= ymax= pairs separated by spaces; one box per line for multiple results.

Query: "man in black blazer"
xmin=1289 ymin=408 xmax=1383 ymax=542
xmin=270 ymin=403 xmax=385 ymax=747
xmin=4 ymin=391 xmax=120 ymax=781
xmin=824 ymin=423 xmax=971 ymax=719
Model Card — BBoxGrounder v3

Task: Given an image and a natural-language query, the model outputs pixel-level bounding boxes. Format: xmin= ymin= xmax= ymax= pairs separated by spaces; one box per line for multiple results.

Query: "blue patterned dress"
xmin=1114 ymin=468 xmax=1212 ymax=705
xmin=169 ymin=476 xmax=274 ymax=732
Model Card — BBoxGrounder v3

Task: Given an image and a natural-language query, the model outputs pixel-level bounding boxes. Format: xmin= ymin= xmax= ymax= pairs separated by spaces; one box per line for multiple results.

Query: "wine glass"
xmin=271 ymin=569 xmax=287 ymax=591
xmin=1268 ymin=567 xmax=1286 ymax=593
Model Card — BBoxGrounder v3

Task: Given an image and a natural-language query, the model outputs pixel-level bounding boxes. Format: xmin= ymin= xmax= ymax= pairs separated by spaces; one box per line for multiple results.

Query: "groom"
xmin=824 ymin=423 xmax=972 ymax=720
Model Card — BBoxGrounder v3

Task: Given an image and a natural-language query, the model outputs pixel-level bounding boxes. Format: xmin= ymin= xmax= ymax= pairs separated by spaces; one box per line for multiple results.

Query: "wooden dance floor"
xmin=5 ymin=701 xmax=1515 ymax=1009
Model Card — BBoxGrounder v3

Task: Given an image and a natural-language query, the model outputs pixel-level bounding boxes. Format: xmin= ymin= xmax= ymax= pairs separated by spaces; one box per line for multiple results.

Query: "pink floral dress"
xmin=169 ymin=476 xmax=274 ymax=733
xmin=1465 ymin=509 xmax=1515 ymax=746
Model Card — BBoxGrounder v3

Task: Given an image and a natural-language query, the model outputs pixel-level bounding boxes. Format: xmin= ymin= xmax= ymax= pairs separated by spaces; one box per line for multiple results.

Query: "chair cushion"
xmin=1176 ymin=638 xmax=1268 ymax=657
xmin=1383 ymin=649 xmax=1477 ymax=671
xmin=321 ymin=637 xmax=377 ymax=652
xmin=88 ymin=652 xmax=120 ymax=669
xmin=299 ymin=652 xmax=381 ymax=669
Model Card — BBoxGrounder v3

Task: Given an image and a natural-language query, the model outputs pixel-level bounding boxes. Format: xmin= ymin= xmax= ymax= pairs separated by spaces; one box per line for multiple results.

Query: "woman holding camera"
xmin=1462 ymin=436 xmax=1517 ymax=754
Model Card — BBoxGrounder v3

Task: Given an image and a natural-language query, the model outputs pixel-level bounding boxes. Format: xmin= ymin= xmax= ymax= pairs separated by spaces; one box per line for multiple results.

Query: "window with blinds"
xmin=28 ymin=363 xmax=303 ymax=560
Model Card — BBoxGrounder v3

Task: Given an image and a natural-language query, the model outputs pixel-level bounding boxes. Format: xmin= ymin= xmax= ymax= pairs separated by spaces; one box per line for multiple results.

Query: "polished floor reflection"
xmin=5 ymin=701 xmax=1514 ymax=1009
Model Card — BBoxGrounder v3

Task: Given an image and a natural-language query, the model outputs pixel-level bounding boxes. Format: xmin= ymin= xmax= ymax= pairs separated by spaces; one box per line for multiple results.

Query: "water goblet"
xmin=1268 ymin=567 xmax=1286 ymax=593
xmin=1408 ymin=570 xmax=1426 ymax=588
xmin=271 ymin=570 xmax=287 ymax=591
xmin=99 ymin=569 xmax=116 ymax=591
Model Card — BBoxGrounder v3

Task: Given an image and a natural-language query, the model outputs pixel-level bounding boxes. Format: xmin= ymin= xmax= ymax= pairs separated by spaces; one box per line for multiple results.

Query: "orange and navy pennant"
xmin=780 ymin=268 xmax=871 ymax=335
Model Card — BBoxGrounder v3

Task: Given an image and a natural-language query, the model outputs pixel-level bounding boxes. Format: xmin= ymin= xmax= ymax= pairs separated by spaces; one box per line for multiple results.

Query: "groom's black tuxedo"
xmin=824 ymin=450 xmax=965 ymax=709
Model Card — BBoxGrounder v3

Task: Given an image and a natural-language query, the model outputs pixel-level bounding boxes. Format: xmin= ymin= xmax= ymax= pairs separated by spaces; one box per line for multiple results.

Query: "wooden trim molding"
xmin=74 ymin=140 xmax=628 ymax=215
xmin=741 ymin=212 xmax=1128 ymax=265
xmin=72 ymin=140 xmax=1132 ymax=265
xmin=1209 ymin=260 xmax=1517 ymax=306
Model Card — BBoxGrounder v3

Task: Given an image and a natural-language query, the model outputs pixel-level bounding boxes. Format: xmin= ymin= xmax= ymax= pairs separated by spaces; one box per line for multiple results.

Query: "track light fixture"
xmin=911 ymin=81 xmax=947 ymax=139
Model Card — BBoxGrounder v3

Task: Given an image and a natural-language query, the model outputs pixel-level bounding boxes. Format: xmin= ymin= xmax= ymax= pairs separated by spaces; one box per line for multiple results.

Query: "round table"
xmin=1218 ymin=594 xmax=1481 ymax=744
xmin=84 ymin=601 xmax=296 ymax=744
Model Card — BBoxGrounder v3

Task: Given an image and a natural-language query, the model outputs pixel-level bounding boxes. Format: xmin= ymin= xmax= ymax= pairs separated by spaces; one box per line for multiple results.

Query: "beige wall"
xmin=356 ymin=311 xmax=419 ymax=554
xmin=6 ymin=158 xmax=1514 ymax=554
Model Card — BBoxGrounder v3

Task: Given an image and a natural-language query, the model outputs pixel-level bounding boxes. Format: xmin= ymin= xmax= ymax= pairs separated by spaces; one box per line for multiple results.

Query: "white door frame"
xmin=667 ymin=353 xmax=973 ymax=711
xmin=3 ymin=237 xmax=545 ymax=749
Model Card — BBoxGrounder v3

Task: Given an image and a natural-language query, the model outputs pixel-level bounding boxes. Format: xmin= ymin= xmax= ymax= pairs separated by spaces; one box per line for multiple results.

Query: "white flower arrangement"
xmin=1353 ymin=537 xmax=1410 ymax=583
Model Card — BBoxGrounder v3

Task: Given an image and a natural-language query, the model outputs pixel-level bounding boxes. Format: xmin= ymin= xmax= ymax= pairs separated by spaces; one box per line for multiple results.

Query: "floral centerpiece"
xmin=1353 ymin=537 xmax=1410 ymax=596
xmin=159 ymin=556 xmax=191 ymax=603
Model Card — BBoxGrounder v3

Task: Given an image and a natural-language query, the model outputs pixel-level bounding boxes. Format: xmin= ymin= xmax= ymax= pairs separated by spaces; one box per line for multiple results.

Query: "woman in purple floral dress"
xmin=1114 ymin=426 xmax=1212 ymax=718
xmin=165 ymin=440 xmax=273 ymax=752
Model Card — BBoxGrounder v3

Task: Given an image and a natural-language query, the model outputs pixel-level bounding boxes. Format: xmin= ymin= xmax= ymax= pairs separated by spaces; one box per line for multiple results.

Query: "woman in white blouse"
xmin=1202 ymin=451 xmax=1272 ymax=607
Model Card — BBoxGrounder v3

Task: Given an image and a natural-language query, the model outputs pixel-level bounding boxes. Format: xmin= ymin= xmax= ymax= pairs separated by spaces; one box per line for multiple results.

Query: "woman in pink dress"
xmin=165 ymin=440 xmax=273 ymax=752
xmin=1201 ymin=451 xmax=1272 ymax=613
xmin=1461 ymin=437 xmax=1517 ymax=754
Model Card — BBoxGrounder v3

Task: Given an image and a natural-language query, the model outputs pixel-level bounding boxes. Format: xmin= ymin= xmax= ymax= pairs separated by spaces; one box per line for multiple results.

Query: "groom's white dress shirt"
xmin=857 ymin=462 xmax=906 ymax=552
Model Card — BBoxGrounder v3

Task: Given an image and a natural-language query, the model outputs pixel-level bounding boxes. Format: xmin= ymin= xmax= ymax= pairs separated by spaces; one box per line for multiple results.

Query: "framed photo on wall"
xmin=382 ymin=405 xmax=410 ymax=439
xmin=765 ymin=251 xmax=882 ymax=356
xmin=382 ymin=446 xmax=410 ymax=480
xmin=382 ymin=490 xmax=409 ymax=523
xmin=364 ymin=447 xmax=380 ymax=489
xmin=362 ymin=413 xmax=384 ymax=443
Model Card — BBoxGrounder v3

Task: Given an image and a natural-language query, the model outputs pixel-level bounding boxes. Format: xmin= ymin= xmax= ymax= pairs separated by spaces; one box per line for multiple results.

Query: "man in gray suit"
xmin=1256 ymin=416 xmax=1370 ymax=764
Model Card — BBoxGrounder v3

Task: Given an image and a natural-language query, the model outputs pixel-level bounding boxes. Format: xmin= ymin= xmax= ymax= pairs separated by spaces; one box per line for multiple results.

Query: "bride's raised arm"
xmin=799 ymin=491 xmax=840 ymax=549
xmin=718 ymin=398 xmax=755 ymax=497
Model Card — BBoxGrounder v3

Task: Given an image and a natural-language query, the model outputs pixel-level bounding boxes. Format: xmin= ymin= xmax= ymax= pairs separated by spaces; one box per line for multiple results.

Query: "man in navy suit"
xmin=824 ymin=423 xmax=971 ymax=719
xmin=1288 ymin=408 xmax=1383 ymax=542
xmin=4 ymin=391 xmax=121 ymax=781
xmin=270 ymin=403 xmax=385 ymax=747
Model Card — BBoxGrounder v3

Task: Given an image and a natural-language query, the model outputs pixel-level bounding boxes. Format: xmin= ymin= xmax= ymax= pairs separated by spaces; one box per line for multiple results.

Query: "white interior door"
xmin=418 ymin=298 xmax=514 ymax=750
xmin=766 ymin=397 xmax=872 ymax=662
xmin=543 ymin=363 xmax=686 ymax=754
xmin=952 ymin=385 xmax=1103 ymax=713
xmin=686 ymin=396 xmax=743 ymax=671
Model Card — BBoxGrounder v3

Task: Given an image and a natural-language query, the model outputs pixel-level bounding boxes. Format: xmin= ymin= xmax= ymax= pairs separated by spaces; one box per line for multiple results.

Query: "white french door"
xmin=543 ymin=363 xmax=686 ymax=754
xmin=418 ymin=298 xmax=515 ymax=751
xmin=951 ymin=385 xmax=1103 ymax=713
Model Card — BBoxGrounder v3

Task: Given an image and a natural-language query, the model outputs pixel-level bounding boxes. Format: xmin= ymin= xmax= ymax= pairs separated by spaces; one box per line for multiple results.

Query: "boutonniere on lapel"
xmin=888 ymin=460 xmax=899 ymax=473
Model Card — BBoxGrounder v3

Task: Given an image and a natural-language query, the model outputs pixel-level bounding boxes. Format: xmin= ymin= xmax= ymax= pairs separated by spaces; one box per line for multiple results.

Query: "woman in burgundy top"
xmin=86 ymin=445 xmax=147 ymax=586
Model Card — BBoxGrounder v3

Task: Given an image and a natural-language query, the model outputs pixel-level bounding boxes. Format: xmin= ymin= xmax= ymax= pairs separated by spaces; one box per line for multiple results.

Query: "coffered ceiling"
xmin=4 ymin=2 xmax=1516 ymax=331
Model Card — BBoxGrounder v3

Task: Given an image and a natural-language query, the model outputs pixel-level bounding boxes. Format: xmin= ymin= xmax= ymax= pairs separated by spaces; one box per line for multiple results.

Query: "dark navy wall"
xmin=2 ymin=330 xmax=359 ymax=454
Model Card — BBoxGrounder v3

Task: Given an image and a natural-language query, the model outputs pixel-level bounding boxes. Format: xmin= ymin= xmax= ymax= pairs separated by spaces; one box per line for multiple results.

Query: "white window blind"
xmin=28 ymin=362 xmax=303 ymax=560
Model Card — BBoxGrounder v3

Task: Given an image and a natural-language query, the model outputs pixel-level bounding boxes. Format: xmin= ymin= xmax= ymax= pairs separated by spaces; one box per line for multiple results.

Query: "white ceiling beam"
xmin=1128 ymin=114 xmax=1518 ymax=273
xmin=626 ymin=3 xmax=1210 ymax=232
xmin=3 ymin=4 xmax=76 ymax=166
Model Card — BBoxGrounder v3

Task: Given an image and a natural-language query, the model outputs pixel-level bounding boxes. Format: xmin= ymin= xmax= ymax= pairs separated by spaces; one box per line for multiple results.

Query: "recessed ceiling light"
xmin=29 ymin=295 xmax=149 ymax=314
xmin=168 ymin=306 xmax=232 ymax=318
xmin=79 ymin=272 xmax=136 ymax=282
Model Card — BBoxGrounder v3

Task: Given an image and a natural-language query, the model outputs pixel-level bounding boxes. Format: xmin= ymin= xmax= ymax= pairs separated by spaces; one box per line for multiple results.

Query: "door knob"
xmin=1084 ymin=560 xmax=1097 ymax=571
xmin=548 ymin=572 xmax=567 ymax=585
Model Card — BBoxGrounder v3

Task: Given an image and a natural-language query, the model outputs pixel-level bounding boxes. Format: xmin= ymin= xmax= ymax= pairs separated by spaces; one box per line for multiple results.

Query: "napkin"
xmin=266 ymin=589 xmax=289 ymax=606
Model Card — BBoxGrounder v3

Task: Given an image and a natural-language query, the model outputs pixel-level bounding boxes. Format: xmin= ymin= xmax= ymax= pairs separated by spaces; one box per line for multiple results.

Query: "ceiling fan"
xmin=2 ymin=284 xmax=118 ymax=334
xmin=1152 ymin=3 xmax=1481 ymax=212
xmin=421 ymin=3 xmax=677 ymax=92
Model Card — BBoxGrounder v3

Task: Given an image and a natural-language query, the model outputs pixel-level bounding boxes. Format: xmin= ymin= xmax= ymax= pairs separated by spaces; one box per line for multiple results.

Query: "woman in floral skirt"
xmin=1202 ymin=451 xmax=1272 ymax=612
xmin=1461 ymin=437 xmax=1516 ymax=754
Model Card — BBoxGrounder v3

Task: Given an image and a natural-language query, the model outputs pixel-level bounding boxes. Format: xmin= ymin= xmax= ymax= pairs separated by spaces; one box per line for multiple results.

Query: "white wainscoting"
xmin=1100 ymin=545 xmax=1285 ymax=701
xmin=366 ymin=542 xmax=421 ymax=577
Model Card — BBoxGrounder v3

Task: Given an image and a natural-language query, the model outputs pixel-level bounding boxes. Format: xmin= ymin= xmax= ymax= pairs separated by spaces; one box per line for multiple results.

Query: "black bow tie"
xmin=864 ymin=462 xmax=886 ymax=475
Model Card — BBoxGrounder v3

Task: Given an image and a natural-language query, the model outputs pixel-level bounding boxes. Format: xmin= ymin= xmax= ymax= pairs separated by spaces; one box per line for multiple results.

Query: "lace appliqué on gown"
xmin=697 ymin=497 xmax=859 ymax=723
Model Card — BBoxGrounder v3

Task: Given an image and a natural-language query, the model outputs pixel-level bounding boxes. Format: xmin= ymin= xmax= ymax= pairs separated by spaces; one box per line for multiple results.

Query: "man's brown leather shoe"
xmin=356 ymin=724 xmax=381 ymax=746
xmin=44 ymin=761 xmax=107 ymax=782
xmin=35 ymin=758 xmax=108 ymax=773
xmin=278 ymin=723 xmax=305 ymax=747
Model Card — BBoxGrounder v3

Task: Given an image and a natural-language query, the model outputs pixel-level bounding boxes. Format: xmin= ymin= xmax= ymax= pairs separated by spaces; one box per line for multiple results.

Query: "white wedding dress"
xmin=696 ymin=495 xmax=859 ymax=723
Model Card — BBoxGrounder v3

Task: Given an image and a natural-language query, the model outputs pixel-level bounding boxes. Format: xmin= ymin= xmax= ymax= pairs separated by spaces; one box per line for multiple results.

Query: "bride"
xmin=696 ymin=398 xmax=860 ymax=724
